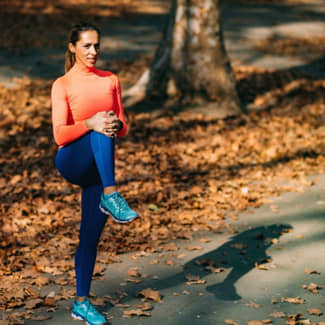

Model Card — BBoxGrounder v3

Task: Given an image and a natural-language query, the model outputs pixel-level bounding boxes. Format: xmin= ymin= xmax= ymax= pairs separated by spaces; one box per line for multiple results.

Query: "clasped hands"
xmin=86 ymin=111 xmax=122 ymax=138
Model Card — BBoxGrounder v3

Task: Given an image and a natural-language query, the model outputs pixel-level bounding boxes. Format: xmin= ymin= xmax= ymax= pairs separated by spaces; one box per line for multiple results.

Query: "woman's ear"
xmin=68 ymin=42 xmax=76 ymax=53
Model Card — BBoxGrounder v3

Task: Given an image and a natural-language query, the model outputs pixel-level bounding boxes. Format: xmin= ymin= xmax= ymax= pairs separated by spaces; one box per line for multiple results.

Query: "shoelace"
xmin=115 ymin=192 xmax=130 ymax=211
xmin=85 ymin=299 xmax=102 ymax=317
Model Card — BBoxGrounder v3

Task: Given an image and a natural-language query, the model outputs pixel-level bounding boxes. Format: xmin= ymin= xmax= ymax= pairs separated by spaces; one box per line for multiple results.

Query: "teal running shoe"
xmin=99 ymin=191 xmax=138 ymax=223
xmin=71 ymin=298 xmax=107 ymax=325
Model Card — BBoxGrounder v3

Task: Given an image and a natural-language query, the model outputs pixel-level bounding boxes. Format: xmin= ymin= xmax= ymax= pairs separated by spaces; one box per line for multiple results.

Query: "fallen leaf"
xmin=199 ymin=238 xmax=212 ymax=243
xmin=123 ymin=309 xmax=151 ymax=317
xmin=301 ymin=282 xmax=322 ymax=294
xmin=281 ymin=297 xmax=305 ymax=304
xmin=230 ymin=242 xmax=247 ymax=250
xmin=163 ymin=243 xmax=178 ymax=251
xmin=30 ymin=315 xmax=52 ymax=321
xmin=186 ymin=245 xmax=203 ymax=251
xmin=224 ymin=320 xmax=239 ymax=325
xmin=304 ymin=269 xmax=320 ymax=275
xmin=148 ymin=204 xmax=160 ymax=212
xmin=307 ymin=308 xmax=323 ymax=316
xmin=246 ymin=302 xmax=260 ymax=309
xmin=269 ymin=311 xmax=286 ymax=318
xmin=135 ymin=303 xmax=153 ymax=311
xmin=137 ymin=289 xmax=162 ymax=303
xmin=24 ymin=298 xmax=43 ymax=309
xmin=114 ymin=303 xmax=131 ymax=308
xmin=93 ymin=265 xmax=105 ymax=276
xmin=126 ymin=278 xmax=143 ymax=284
xmin=255 ymin=262 xmax=270 ymax=270
xmin=150 ymin=259 xmax=159 ymax=264
xmin=128 ymin=268 xmax=141 ymax=278
xmin=90 ymin=297 xmax=107 ymax=307
xmin=185 ymin=274 xmax=206 ymax=285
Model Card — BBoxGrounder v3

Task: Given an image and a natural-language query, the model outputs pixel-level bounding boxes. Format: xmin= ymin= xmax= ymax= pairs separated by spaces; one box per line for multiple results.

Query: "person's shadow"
xmin=183 ymin=224 xmax=293 ymax=301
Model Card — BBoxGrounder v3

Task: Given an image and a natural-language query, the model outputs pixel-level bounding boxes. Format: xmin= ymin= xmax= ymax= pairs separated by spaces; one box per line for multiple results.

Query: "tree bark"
xmin=124 ymin=0 xmax=243 ymax=115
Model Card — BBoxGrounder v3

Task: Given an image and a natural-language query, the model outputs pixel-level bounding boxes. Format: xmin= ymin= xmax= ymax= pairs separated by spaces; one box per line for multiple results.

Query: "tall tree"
xmin=125 ymin=0 xmax=243 ymax=115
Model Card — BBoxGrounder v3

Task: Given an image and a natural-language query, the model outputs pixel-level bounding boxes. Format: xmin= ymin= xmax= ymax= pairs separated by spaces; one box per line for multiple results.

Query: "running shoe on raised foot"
xmin=99 ymin=191 xmax=138 ymax=223
xmin=71 ymin=298 xmax=107 ymax=325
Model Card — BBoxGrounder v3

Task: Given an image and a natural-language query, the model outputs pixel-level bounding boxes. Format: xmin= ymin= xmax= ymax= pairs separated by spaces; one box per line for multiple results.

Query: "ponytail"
xmin=65 ymin=50 xmax=76 ymax=73
xmin=64 ymin=22 xmax=101 ymax=73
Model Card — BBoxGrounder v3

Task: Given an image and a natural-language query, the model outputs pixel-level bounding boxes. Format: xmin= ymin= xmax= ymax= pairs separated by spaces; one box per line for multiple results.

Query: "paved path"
xmin=0 ymin=0 xmax=324 ymax=87
xmin=26 ymin=175 xmax=325 ymax=324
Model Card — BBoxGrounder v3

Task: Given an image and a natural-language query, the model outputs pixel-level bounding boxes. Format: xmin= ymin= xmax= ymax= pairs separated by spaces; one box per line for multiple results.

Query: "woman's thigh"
xmin=55 ymin=133 xmax=101 ymax=188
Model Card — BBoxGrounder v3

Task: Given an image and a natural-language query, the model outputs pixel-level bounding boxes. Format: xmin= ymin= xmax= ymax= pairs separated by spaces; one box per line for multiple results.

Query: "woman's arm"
xmin=51 ymin=78 xmax=90 ymax=146
xmin=113 ymin=76 xmax=128 ymax=137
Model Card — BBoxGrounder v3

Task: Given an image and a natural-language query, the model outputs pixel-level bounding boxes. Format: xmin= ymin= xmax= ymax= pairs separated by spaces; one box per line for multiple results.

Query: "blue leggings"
xmin=55 ymin=131 xmax=115 ymax=296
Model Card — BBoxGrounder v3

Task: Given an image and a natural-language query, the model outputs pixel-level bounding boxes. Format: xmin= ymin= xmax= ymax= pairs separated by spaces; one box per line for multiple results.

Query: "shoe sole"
xmin=99 ymin=204 xmax=139 ymax=224
xmin=72 ymin=312 xmax=107 ymax=325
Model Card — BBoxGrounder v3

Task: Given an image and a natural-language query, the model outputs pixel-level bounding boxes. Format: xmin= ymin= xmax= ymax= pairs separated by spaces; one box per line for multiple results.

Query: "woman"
xmin=51 ymin=22 xmax=138 ymax=325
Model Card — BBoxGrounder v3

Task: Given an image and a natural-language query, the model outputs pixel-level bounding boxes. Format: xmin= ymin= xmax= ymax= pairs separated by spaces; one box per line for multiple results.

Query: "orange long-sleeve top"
xmin=51 ymin=62 xmax=127 ymax=147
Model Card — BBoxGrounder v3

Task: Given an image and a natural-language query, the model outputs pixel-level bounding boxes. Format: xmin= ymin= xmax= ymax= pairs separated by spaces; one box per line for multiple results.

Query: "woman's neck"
xmin=72 ymin=61 xmax=96 ymax=74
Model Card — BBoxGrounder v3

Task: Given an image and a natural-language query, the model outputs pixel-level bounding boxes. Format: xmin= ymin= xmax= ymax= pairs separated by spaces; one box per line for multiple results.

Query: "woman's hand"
xmin=85 ymin=111 xmax=123 ymax=137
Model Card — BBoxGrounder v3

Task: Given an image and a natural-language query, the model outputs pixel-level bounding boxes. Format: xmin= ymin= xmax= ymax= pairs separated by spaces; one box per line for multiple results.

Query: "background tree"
xmin=125 ymin=0 xmax=243 ymax=116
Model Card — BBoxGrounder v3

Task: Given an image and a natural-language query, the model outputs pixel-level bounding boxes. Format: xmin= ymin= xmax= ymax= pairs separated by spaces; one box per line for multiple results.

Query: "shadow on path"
xmin=105 ymin=223 xmax=293 ymax=307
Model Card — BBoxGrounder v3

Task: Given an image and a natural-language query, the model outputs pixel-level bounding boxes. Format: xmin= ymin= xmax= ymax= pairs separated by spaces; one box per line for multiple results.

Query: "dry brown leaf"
xmin=186 ymin=245 xmax=203 ymax=251
xmin=24 ymin=298 xmax=43 ymax=309
xmin=90 ymin=297 xmax=107 ymax=307
xmin=304 ymin=269 xmax=321 ymax=275
xmin=123 ymin=309 xmax=151 ymax=317
xmin=30 ymin=315 xmax=52 ymax=321
xmin=281 ymin=297 xmax=305 ymax=304
xmin=255 ymin=262 xmax=270 ymax=270
xmin=163 ymin=243 xmax=179 ymax=251
xmin=185 ymin=274 xmax=207 ymax=285
xmin=224 ymin=320 xmax=239 ymax=325
xmin=114 ymin=303 xmax=131 ymax=308
xmin=246 ymin=302 xmax=261 ymax=309
xmin=269 ymin=310 xmax=287 ymax=318
xmin=230 ymin=242 xmax=247 ymax=250
xmin=199 ymin=238 xmax=212 ymax=243
xmin=150 ymin=259 xmax=159 ymax=264
xmin=93 ymin=265 xmax=105 ymax=276
xmin=135 ymin=302 xmax=153 ymax=311
xmin=128 ymin=268 xmax=141 ymax=278
xmin=307 ymin=308 xmax=323 ymax=316
xmin=43 ymin=297 xmax=56 ymax=306
xmin=248 ymin=321 xmax=263 ymax=325
xmin=301 ymin=282 xmax=322 ymax=294
xmin=137 ymin=289 xmax=162 ymax=303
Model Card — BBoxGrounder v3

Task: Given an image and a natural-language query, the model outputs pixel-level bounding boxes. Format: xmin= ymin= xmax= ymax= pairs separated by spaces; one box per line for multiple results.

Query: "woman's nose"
xmin=90 ymin=46 xmax=97 ymax=54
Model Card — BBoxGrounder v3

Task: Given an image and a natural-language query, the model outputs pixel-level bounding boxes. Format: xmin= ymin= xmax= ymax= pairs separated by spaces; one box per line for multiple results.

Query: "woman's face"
xmin=69 ymin=30 xmax=100 ymax=68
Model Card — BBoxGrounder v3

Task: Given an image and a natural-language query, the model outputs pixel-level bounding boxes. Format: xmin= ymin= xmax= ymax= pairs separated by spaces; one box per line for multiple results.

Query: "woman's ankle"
xmin=76 ymin=296 xmax=87 ymax=302
xmin=103 ymin=185 xmax=117 ymax=196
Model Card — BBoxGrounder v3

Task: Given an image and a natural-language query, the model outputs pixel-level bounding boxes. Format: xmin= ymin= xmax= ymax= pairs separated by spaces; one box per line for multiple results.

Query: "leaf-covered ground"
xmin=0 ymin=59 xmax=324 ymax=322
xmin=0 ymin=0 xmax=324 ymax=322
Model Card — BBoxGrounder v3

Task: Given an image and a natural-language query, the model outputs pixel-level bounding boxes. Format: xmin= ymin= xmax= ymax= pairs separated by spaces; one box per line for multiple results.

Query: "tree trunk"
xmin=124 ymin=0 xmax=243 ymax=115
